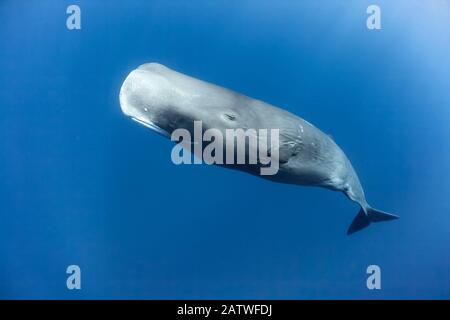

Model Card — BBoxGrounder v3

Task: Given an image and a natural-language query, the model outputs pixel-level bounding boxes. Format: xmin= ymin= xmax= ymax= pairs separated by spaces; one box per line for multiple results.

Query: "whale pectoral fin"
xmin=266 ymin=145 xmax=290 ymax=164
xmin=268 ymin=140 xmax=301 ymax=164
xmin=347 ymin=207 xmax=399 ymax=235
xmin=278 ymin=146 xmax=293 ymax=164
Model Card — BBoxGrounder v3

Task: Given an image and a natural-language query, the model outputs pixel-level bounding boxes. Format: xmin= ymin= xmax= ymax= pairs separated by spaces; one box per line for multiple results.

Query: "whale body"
xmin=119 ymin=62 xmax=398 ymax=234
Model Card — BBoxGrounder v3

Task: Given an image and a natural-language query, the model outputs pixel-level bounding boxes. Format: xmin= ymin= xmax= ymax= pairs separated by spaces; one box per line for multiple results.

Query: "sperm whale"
xmin=119 ymin=62 xmax=398 ymax=234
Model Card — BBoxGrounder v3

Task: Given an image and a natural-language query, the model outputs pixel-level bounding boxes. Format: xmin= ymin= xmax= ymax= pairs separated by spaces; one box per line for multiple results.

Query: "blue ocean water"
xmin=0 ymin=0 xmax=449 ymax=299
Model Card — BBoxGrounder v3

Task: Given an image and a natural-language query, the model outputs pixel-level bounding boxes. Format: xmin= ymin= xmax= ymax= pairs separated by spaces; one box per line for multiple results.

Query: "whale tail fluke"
xmin=347 ymin=206 xmax=399 ymax=235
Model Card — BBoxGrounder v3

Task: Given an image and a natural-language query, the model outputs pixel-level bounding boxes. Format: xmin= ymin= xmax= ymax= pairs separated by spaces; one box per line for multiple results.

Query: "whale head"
xmin=120 ymin=63 xmax=247 ymax=138
xmin=119 ymin=63 xmax=178 ymax=137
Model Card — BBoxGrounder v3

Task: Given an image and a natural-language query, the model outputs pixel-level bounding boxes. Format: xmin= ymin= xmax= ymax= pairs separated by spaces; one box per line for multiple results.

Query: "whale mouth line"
xmin=130 ymin=117 xmax=170 ymax=137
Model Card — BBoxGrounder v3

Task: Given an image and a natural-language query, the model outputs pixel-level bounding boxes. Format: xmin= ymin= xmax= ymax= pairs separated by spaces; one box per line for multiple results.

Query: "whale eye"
xmin=223 ymin=113 xmax=236 ymax=121
xmin=144 ymin=107 xmax=149 ymax=112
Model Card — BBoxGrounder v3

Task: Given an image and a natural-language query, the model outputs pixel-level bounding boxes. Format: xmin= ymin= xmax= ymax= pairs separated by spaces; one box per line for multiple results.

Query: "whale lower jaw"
xmin=131 ymin=117 xmax=170 ymax=137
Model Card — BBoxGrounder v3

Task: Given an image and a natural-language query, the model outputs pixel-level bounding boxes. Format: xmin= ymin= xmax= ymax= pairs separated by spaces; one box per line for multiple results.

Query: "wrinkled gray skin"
xmin=120 ymin=63 xmax=397 ymax=234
